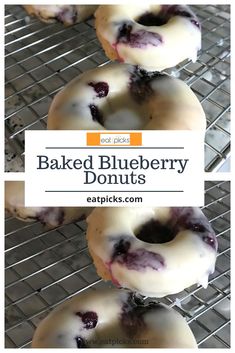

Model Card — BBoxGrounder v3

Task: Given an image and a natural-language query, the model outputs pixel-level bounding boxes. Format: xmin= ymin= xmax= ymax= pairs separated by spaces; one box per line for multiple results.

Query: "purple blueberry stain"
xmin=116 ymin=19 xmax=163 ymax=49
xmin=113 ymin=248 xmax=165 ymax=272
xmin=202 ymin=235 xmax=217 ymax=250
xmin=170 ymin=207 xmax=217 ymax=251
xmin=89 ymin=104 xmax=104 ymax=125
xmin=76 ymin=311 xmax=98 ymax=329
xmin=191 ymin=19 xmax=201 ymax=29
xmin=110 ymin=235 xmax=165 ymax=272
xmin=88 ymin=81 xmax=109 ymax=98
xmin=55 ymin=13 xmax=64 ymax=24
xmin=37 ymin=208 xmax=65 ymax=226
xmin=36 ymin=208 xmax=50 ymax=225
xmin=112 ymin=238 xmax=131 ymax=261
xmin=56 ymin=8 xmax=72 ymax=24
xmin=118 ymin=29 xmax=162 ymax=49
xmin=74 ymin=336 xmax=87 ymax=348
xmin=117 ymin=22 xmax=133 ymax=42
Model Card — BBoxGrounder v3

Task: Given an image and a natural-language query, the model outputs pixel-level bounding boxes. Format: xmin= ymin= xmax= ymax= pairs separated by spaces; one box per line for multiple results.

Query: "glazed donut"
xmin=23 ymin=5 xmax=97 ymax=26
xmin=32 ymin=288 xmax=197 ymax=348
xmin=5 ymin=181 xmax=92 ymax=228
xmin=95 ymin=5 xmax=201 ymax=71
xmin=47 ymin=63 xmax=206 ymax=131
xmin=87 ymin=207 xmax=217 ymax=297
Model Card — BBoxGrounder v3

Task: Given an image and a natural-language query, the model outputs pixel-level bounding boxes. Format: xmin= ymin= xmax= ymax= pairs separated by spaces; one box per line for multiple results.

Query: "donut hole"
xmin=135 ymin=7 xmax=196 ymax=29
xmin=136 ymin=12 xmax=168 ymax=27
xmin=134 ymin=219 xmax=176 ymax=244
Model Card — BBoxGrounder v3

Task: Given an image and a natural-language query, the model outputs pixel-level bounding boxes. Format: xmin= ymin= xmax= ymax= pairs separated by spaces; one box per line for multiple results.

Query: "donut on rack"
xmin=47 ymin=63 xmax=206 ymax=131
xmin=32 ymin=288 xmax=197 ymax=348
xmin=87 ymin=207 xmax=217 ymax=297
xmin=23 ymin=5 xmax=97 ymax=26
xmin=95 ymin=5 xmax=201 ymax=71
xmin=5 ymin=181 xmax=92 ymax=228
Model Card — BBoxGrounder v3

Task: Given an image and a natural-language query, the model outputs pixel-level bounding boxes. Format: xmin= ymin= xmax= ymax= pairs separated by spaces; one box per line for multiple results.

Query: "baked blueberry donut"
xmin=5 ymin=181 xmax=92 ymax=228
xmin=47 ymin=63 xmax=206 ymax=131
xmin=23 ymin=5 xmax=97 ymax=26
xmin=95 ymin=5 xmax=201 ymax=71
xmin=87 ymin=207 xmax=217 ymax=297
xmin=32 ymin=288 xmax=197 ymax=348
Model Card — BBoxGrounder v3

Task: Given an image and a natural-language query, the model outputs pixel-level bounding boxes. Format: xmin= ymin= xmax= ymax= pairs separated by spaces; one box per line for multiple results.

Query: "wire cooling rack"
xmin=5 ymin=5 xmax=230 ymax=172
xmin=5 ymin=181 xmax=230 ymax=348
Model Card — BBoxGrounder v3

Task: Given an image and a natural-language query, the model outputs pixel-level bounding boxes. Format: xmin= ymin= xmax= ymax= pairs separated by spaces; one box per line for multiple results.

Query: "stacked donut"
xmin=5 ymin=181 xmax=92 ymax=228
xmin=32 ymin=288 xmax=198 ymax=348
xmin=95 ymin=5 xmax=201 ymax=71
xmin=30 ymin=205 xmax=217 ymax=348
xmin=47 ymin=4 xmax=205 ymax=131
xmin=7 ymin=5 xmax=217 ymax=349
xmin=23 ymin=5 xmax=98 ymax=26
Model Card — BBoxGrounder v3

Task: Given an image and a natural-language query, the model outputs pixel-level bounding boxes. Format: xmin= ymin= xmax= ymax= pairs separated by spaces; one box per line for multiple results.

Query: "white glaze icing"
xmin=95 ymin=5 xmax=201 ymax=71
xmin=47 ymin=63 xmax=206 ymax=131
xmin=5 ymin=181 xmax=92 ymax=228
xmin=32 ymin=288 xmax=197 ymax=348
xmin=87 ymin=207 xmax=217 ymax=297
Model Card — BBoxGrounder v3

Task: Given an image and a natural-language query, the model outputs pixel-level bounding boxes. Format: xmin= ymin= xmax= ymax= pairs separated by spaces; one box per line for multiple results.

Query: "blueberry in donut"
xmin=76 ymin=311 xmax=98 ymax=329
xmin=88 ymin=82 xmax=109 ymax=98
xmin=88 ymin=104 xmax=104 ymax=125
xmin=117 ymin=22 xmax=163 ymax=49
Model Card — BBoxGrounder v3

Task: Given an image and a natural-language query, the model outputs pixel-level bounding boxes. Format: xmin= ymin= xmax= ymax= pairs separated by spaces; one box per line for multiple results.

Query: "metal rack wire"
xmin=5 ymin=5 xmax=230 ymax=172
xmin=5 ymin=181 xmax=230 ymax=348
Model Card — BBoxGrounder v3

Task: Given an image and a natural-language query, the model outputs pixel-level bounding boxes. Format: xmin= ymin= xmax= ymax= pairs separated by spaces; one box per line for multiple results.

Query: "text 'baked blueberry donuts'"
xmin=87 ymin=207 xmax=217 ymax=297
xmin=24 ymin=5 xmax=98 ymax=26
xmin=95 ymin=5 xmax=201 ymax=71
xmin=47 ymin=63 xmax=206 ymax=131
xmin=32 ymin=288 xmax=197 ymax=348
xmin=5 ymin=181 xmax=92 ymax=228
